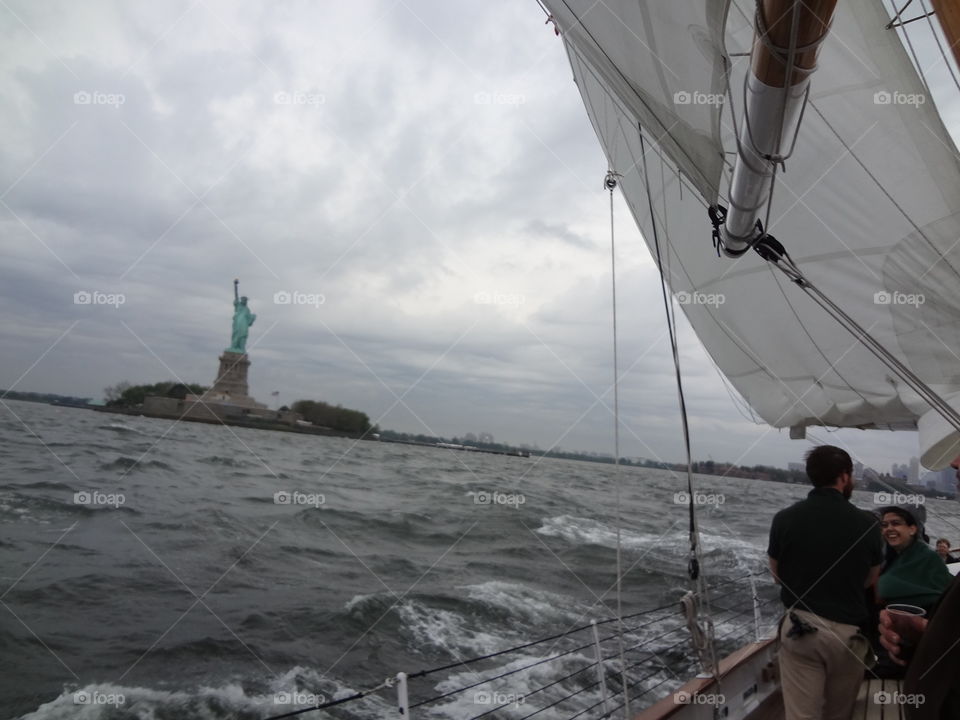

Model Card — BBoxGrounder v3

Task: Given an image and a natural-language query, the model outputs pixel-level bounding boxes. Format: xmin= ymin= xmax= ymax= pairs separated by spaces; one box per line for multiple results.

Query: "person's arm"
xmin=865 ymin=563 xmax=882 ymax=589
xmin=768 ymin=556 xmax=781 ymax=585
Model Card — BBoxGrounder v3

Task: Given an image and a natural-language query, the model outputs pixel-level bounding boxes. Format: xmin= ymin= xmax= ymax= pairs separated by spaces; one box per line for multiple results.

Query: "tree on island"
xmin=291 ymin=399 xmax=375 ymax=435
xmin=104 ymin=381 xmax=209 ymax=408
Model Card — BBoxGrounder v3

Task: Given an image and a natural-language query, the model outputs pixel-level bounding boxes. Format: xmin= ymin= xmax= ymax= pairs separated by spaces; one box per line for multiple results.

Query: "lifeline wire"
xmin=253 ymin=574 xmax=758 ymax=720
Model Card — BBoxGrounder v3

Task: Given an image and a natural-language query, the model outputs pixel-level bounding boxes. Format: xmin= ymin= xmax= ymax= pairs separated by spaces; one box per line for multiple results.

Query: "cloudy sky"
xmin=1 ymin=0 xmax=956 ymax=472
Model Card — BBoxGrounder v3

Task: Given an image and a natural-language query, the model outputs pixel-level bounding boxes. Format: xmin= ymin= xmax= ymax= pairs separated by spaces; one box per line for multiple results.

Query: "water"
xmin=2 ymin=400 xmax=958 ymax=719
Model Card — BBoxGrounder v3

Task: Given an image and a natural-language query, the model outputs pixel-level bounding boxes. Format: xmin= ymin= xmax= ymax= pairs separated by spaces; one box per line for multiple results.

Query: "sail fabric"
xmin=545 ymin=0 xmax=960 ymax=463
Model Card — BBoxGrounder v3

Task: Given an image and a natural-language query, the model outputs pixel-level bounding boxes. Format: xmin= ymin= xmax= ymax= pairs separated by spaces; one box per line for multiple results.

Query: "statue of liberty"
xmin=228 ymin=279 xmax=256 ymax=353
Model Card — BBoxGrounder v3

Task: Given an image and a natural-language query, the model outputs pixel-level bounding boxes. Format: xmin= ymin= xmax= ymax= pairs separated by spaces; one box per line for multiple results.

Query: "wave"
xmin=460 ymin=580 xmax=585 ymax=626
xmin=198 ymin=455 xmax=258 ymax=467
xmin=346 ymin=583 xmax=589 ymax=665
xmin=16 ymin=667 xmax=391 ymax=720
xmin=536 ymin=515 xmax=669 ymax=552
xmin=0 ymin=480 xmax=75 ymax=491
xmin=99 ymin=422 xmax=146 ymax=435
xmin=0 ymin=492 xmax=138 ymax=524
xmin=427 ymin=649 xmax=605 ymax=720
xmin=537 ymin=515 xmax=764 ymax=561
xmin=99 ymin=456 xmax=175 ymax=472
xmin=397 ymin=599 xmax=509 ymax=657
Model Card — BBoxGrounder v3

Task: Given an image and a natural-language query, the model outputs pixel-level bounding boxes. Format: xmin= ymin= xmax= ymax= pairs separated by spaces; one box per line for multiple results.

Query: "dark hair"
xmin=805 ymin=445 xmax=853 ymax=487
xmin=937 ymin=538 xmax=950 ymax=546
xmin=879 ymin=506 xmax=917 ymax=527
xmin=880 ymin=507 xmax=921 ymax=566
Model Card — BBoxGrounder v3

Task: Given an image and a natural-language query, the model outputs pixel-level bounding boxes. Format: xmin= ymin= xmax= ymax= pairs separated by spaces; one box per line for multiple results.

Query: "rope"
xmin=604 ymin=168 xmax=630 ymax=720
xmin=638 ymin=128 xmax=720 ymax=683
xmin=680 ymin=591 xmax=712 ymax=666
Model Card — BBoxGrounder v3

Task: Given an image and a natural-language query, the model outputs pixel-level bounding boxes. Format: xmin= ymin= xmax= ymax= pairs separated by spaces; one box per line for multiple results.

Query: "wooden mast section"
xmin=721 ymin=0 xmax=838 ymax=255
xmin=752 ymin=0 xmax=838 ymax=86
xmin=931 ymin=0 xmax=960 ymax=70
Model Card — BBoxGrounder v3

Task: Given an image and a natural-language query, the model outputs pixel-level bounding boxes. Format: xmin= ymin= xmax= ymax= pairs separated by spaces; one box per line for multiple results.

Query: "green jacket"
xmin=878 ymin=540 xmax=953 ymax=610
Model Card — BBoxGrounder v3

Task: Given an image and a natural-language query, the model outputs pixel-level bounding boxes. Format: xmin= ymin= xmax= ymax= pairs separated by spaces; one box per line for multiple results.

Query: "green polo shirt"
xmin=767 ymin=487 xmax=883 ymax=625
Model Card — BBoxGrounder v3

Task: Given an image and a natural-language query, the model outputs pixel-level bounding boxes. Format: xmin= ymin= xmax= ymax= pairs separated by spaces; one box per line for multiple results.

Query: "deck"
xmin=631 ymin=639 xmax=906 ymax=720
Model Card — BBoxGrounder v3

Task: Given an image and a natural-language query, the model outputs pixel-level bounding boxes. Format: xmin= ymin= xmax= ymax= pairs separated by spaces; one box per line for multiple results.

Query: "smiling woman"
xmin=877 ymin=507 xmax=953 ymax=613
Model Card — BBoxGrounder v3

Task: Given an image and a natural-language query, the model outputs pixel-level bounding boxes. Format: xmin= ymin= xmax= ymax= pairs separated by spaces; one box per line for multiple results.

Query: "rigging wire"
xmin=637 ymin=129 xmax=720 ymax=686
xmin=890 ymin=0 xmax=934 ymax=94
xmin=604 ymin=168 xmax=630 ymax=720
xmin=753 ymin=238 xmax=960 ymax=440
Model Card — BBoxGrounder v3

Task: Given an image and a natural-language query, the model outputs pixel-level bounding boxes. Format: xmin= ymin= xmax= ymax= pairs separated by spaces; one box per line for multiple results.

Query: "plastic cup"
xmin=886 ymin=604 xmax=926 ymax=663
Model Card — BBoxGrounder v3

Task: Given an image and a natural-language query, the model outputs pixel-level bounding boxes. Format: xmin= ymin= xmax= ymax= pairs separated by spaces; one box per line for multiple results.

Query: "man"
xmin=879 ymin=454 xmax=960 ymax=720
xmin=934 ymin=538 xmax=958 ymax=563
xmin=768 ymin=445 xmax=883 ymax=720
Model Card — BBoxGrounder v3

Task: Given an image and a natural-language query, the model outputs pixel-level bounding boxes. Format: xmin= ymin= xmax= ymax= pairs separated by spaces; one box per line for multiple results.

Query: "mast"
xmin=931 ymin=0 xmax=960 ymax=69
xmin=720 ymin=0 xmax=838 ymax=255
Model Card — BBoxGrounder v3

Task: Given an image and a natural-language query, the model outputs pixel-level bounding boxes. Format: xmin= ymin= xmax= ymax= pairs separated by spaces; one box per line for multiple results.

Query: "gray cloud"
xmin=0 ymin=0 xmax=926 ymax=472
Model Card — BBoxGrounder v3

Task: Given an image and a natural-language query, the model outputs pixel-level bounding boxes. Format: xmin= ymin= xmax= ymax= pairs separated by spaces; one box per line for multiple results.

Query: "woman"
xmin=877 ymin=507 xmax=953 ymax=612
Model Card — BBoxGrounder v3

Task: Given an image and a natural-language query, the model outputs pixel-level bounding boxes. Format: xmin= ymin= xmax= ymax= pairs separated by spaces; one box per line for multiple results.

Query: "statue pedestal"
xmin=213 ymin=351 xmax=250 ymax=398
xmin=197 ymin=351 xmax=265 ymax=408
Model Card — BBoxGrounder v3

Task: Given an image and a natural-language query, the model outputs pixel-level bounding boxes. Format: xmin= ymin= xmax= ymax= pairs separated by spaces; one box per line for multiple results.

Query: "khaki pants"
xmin=778 ymin=609 xmax=871 ymax=720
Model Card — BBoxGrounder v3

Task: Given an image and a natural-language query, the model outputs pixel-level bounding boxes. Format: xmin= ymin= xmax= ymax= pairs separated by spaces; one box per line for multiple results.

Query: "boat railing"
xmin=261 ymin=571 xmax=781 ymax=719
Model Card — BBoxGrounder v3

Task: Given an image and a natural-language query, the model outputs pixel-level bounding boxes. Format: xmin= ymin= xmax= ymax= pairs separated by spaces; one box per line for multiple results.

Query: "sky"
xmin=0 ymin=0 xmax=957 ymax=472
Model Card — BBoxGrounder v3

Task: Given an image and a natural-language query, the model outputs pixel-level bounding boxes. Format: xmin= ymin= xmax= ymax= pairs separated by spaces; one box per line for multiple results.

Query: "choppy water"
xmin=2 ymin=400 xmax=959 ymax=719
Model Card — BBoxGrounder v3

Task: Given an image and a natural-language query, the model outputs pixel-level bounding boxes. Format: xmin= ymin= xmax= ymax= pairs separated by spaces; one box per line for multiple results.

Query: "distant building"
xmin=935 ymin=468 xmax=958 ymax=496
xmin=788 ymin=462 xmax=804 ymax=472
xmin=909 ymin=457 xmax=919 ymax=484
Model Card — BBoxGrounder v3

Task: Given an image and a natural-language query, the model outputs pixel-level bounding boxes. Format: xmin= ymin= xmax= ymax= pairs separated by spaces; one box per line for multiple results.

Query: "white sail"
xmin=543 ymin=0 xmax=960 ymax=467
